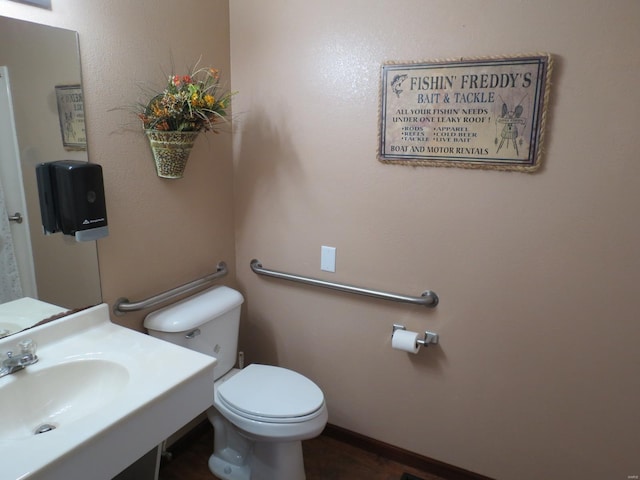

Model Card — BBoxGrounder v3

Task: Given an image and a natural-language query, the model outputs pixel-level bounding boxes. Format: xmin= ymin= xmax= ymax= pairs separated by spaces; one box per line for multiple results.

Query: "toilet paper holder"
xmin=392 ymin=324 xmax=439 ymax=347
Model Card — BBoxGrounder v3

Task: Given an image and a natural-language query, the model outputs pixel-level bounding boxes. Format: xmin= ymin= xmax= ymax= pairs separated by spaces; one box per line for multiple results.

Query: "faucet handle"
xmin=18 ymin=339 xmax=37 ymax=356
xmin=0 ymin=339 xmax=38 ymax=373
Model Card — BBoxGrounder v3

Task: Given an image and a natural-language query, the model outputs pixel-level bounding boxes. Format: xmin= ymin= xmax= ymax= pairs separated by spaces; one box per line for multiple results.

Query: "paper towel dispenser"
xmin=36 ymin=160 xmax=109 ymax=242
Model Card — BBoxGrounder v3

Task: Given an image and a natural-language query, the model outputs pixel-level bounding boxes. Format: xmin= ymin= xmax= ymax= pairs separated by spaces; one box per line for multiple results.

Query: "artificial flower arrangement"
xmin=133 ymin=62 xmax=235 ymax=178
xmin=137 ymin=64 xmax=234 ymax=133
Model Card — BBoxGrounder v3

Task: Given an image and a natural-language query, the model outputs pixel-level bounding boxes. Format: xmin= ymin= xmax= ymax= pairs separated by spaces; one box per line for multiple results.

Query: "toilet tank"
xmin=144 ymin=286 xmax=244 ymax=381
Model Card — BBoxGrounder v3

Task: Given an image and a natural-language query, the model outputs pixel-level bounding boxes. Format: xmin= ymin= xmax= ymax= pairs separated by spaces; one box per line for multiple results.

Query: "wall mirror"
xmin=0 ymin=15 xmax=102 ymax=337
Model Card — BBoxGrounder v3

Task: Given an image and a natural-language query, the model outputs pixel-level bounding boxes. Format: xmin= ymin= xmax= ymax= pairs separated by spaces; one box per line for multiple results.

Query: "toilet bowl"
xmin=144 ymin=286 xmax=328 ymax=480
xmin=208 ymin=365 xmax=328 ymax=479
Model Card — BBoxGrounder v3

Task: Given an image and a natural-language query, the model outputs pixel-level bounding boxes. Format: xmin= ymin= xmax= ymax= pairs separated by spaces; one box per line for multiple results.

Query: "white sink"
xmin=0 ymin=359 xmax=129 ymax=441
xmin=0 ymin=304 xmax=216 ymax=480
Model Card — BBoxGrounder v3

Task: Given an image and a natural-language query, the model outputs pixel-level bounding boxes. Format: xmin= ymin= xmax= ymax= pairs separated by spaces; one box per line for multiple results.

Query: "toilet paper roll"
xmin=392 ymin=329 xmax=421 ymax=354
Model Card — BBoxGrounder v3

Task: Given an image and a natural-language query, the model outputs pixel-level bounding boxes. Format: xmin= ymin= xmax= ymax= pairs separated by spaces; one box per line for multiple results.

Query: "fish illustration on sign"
xmin=390 ymin=74 xmax=408 ymax=98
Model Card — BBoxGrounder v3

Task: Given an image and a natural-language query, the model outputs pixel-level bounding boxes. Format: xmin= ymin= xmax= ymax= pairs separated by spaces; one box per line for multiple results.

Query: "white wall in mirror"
xmin=0 ymin=66 xmax=35 ymax=302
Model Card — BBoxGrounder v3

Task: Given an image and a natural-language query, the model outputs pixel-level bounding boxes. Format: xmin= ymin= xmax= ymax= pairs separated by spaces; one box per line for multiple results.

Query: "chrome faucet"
xmin=0 ymin=339 xmax=38 ymax=378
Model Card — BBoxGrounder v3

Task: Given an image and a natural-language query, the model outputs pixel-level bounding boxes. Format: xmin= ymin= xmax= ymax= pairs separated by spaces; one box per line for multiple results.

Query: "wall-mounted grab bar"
xmin=250 ymin=259 xmax=438 ymax=308
xmin=113 ymin=261 xmax=228 ymax=316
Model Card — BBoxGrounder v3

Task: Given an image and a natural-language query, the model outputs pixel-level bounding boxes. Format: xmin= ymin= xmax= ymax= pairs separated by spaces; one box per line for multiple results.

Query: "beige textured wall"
xmin=0 ymin=0 xmax=235 ymax=330
xmin=230 ymin=1 xmax=640 ymax=479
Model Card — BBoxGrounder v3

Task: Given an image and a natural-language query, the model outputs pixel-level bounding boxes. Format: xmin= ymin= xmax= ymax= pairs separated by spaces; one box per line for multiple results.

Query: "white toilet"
xmin=144 ymin=285 xmax=328 ymax=480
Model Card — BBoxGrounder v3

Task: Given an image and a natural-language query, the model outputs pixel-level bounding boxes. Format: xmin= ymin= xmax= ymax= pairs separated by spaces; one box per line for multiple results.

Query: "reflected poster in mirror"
xmin=55 ymin=85 xmax=87 ymax=150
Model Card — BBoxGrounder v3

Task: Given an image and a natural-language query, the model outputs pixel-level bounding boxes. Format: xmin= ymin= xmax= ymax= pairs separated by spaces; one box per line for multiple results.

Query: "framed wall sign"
xmin=55 ymin=85 xmax=87 ymax=151
xmin=378 ymin=54 xmax=553 ymax=172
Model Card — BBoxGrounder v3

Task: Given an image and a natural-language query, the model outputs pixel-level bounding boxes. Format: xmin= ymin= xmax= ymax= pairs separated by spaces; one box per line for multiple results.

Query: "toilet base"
xmin=208 ymin=408 xmax=307 ymax=480
xmin=209 ymin=453 xmax=250 ymax=480
xmin=251 ymin=440 xmax=306 ymax=480
xmin=209 ymin=441 xmax=305 ymax=480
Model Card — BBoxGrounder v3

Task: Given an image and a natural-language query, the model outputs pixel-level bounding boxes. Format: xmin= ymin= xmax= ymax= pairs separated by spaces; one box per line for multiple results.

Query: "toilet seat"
xmin=216 ymin=364 xmax=325 ymax=424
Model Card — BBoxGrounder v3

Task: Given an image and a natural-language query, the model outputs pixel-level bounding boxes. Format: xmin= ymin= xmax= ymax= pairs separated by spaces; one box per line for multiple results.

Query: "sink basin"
xmin=0 ymin=304 xmax=216 ymax=480
xmin=0 ymin=359 xmax=129 ymax=441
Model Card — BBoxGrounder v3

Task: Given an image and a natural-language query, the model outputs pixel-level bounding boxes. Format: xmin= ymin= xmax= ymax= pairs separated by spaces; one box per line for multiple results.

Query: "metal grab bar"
xmin=250 ymin=259 xmax=438 ymax=308
xmin=113 ymin=261 xmax=228 ymax=315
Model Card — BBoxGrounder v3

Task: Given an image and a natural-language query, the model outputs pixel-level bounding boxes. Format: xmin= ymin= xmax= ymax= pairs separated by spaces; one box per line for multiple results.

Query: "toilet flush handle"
xmin=185 ymin=328 xmax=201 ymax=339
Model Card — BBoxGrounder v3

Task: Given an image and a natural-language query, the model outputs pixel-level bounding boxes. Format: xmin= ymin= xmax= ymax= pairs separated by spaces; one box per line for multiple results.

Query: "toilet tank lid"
xmin=143 ymin=285 xmax=244 ymax=333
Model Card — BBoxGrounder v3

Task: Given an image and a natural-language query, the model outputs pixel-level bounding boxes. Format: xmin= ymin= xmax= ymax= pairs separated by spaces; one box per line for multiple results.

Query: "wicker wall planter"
xmin=145 ymin=130 xmax=199 ymax=179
